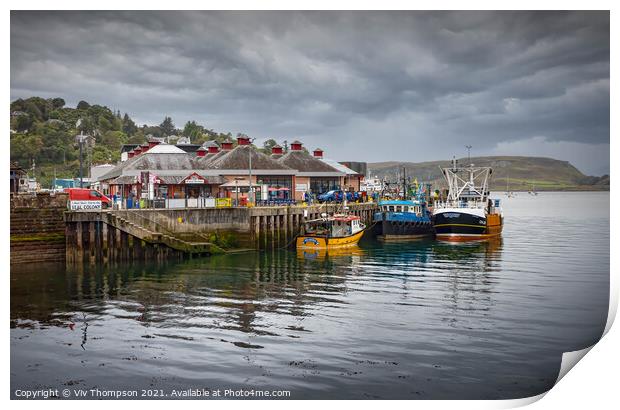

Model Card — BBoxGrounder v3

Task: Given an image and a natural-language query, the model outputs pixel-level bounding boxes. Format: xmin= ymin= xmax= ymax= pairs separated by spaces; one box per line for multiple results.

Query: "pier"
xmin=63 ymin=202 xmax=378 ymax=263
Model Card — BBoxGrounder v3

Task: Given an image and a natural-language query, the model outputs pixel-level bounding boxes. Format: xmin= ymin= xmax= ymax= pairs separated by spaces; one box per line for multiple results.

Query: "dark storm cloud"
xmin=10 ymin=11 xmax=610 ymax=174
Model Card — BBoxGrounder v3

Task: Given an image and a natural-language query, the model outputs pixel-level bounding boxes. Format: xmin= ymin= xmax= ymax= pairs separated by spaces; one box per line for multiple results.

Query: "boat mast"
xmin=402 ymin=167 xmax=407 ymax=200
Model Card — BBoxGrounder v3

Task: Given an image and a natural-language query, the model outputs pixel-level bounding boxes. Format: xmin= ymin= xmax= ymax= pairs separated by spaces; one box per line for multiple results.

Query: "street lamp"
xmin=248 ymin=137 xmax=256 ymax=205
xmin=75 ymin=131 xmax=88 ymax=188
xmin=234 ymin=177 xmax=244 ymax=207
xmin=75 ymin=119 xmax=89 ymax=188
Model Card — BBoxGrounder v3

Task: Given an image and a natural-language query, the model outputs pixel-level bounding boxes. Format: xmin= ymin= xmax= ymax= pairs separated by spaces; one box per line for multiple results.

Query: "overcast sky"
xmin=11 ymin=11 xmax=610 ymax=175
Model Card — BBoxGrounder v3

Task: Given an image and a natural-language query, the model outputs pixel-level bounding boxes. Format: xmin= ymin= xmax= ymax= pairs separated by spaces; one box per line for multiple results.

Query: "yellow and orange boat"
xmin=296 ymin=214 xmax=366 ymax=249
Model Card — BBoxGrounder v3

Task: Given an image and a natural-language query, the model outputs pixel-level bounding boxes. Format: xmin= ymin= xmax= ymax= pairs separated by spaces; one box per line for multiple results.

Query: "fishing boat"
xmin=432 ymin=158 xmax=503 ymax=241
xmin=296 ymin=213 xmax=366 ymax=249
xmin=372 ymin=177 xmax=433 ymax=240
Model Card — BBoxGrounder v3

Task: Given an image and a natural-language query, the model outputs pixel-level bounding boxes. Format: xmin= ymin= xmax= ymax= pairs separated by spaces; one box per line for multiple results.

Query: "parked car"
xmin=64 ymin=188 xmax=112 ymax=209
xmin=317 ymin=190 xmax=344 ymax=202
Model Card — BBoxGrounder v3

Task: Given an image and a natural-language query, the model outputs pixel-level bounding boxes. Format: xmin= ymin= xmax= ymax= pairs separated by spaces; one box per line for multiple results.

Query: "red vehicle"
xmin=65 ymin=188 xmax=112 ymax=209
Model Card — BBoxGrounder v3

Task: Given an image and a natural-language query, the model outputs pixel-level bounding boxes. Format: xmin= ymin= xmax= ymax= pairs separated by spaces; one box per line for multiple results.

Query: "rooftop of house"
xmin=320 ymin=158 xmax=359 ymax=175
xmin=120 ymin=144 xmax=141 ymax=154
xmin=277 ymin=150 xmax=343 ymax=175
xmin=207 ymin=145 xmax=294 ymax=172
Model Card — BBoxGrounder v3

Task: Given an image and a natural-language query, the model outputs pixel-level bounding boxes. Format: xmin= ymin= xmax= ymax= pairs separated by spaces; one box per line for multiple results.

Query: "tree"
xmin=183 ymin=120 xmax=204 ymax=140
xmin=49 ymin=98 xmax=65 ymax=110
xmin=122 ymin=113 xmax=138 ymax=136
xmin=101 ymin=130 xmax=127 ymax=151
xmin=77 ymin=100 xmax=90 ymax=110
xmin=261 ymin=138 xmax=278 ymax=154
xmin=14 ymin=114 xmax=33 ymax=132
xmin=160 ymin=116 xmax=175 ymax=136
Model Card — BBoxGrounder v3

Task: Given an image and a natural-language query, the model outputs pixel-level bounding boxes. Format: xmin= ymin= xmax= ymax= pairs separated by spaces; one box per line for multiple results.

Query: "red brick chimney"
xmin=221 ymin=141 xmax=234 ymax=151
xmin=196 ymin=147 xmax=207 ymax=157
xmin=141 ymin=144 xmax=149 ymax=153
xmin=237 ymin=135 xmax=251 ymax=145
xmin=313 ymin=148 xmax=323 ymax=158
xmin=290 ymin=140 xmax=303 ymax=151
xmin=148 ymin=139 xmax=161 ymax=149
xmin=128 ymin=150 xmax=135 ymax=159
xmin=271 ymin=144 xmax=283 ymax=155
xmin=133 ymin=146 xmax=142 ymax=156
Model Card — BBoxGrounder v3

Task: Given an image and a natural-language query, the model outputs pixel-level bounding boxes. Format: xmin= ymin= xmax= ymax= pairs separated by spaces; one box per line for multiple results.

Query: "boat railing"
xmin=434 ymin=200 xmax=487 ymax=209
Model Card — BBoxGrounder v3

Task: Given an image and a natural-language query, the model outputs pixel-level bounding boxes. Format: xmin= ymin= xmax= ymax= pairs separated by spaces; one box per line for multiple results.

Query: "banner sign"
xmin=295 ymin=183 xmax=308 ymax=191
xmin=185 ymin=175 xmax=205 ymax=184
xmin=69 ymin=200 xmax=102 ymax=211
xmin=216 ymin=198 xmax=232 ymax=208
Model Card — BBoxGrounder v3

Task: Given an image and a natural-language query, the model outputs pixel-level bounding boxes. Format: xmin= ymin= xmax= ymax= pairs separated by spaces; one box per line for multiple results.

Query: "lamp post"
xmin=248 ymin=137 xmax=256 ymax=205
xmin=234 ymin=177 xmax=244 ymax=207
xmin=75 ymin=120 xmax=88 ymax=189
xmin=75 ymin=131 xmax=88 ymax=188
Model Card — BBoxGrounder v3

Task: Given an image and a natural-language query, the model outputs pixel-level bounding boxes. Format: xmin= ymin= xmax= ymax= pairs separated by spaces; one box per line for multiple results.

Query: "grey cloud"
xmin=10 ymin=11 xmax=610 ymax=175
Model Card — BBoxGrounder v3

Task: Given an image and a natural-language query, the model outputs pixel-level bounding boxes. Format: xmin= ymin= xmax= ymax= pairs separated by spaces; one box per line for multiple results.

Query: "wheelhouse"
xmin=303 ymin=215 xmax=365 ymax=238
xmin=379 ymin=200 xmax=423 ymax=216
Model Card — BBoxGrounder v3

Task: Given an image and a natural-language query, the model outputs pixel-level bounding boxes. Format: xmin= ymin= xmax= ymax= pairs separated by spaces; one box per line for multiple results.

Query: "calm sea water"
xmin=11 ymin=192 xmax=610 ymax=399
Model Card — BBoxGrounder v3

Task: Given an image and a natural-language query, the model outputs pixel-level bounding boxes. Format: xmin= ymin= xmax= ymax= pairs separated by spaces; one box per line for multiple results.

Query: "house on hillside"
xmin=10 ymin=162 xmax=27 ymax=193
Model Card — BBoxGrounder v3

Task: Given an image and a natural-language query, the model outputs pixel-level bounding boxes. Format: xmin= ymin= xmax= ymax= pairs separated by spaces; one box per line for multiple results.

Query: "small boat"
xmin=373 ymin=199 xmax=433 ymax=240
xmin=433 ymin=158 xmax=503 ymax=241
xmin=297 ymin=214 xmax=366 ymax=249
xmin=372 ymin=169 xmax=434 ymax=240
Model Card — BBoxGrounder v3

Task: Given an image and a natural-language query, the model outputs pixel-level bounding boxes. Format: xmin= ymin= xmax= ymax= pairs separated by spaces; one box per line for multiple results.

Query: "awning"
xmin=110 ymin=175 xmax=138 ymax=184
xmin=154 ymin=175 xmax=226 ymax=185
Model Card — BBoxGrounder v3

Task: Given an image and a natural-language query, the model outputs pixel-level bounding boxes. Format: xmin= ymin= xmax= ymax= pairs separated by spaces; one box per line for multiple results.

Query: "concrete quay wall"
xmin=64 ymin=202 xmax=378 ymax=263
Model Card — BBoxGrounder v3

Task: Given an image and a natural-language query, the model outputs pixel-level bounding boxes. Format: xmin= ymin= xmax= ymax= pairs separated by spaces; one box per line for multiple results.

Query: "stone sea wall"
xmin=10 ymin=193 xmax=68 ymax=264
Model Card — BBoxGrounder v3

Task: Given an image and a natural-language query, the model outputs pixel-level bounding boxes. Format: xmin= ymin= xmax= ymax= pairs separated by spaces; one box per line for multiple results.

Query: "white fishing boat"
xmin=433 ymin=158 xmax=503 ymax=241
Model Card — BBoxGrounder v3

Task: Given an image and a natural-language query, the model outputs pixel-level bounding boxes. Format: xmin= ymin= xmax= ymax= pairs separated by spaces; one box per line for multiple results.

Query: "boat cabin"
xmin=303 ymin=215 xmax=364 ymax=238
xmin=379 ymin=200 xmax=423 ymax=216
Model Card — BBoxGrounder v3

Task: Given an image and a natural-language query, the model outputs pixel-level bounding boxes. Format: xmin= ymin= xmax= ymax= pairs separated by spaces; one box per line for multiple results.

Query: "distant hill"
xmin=368 ymin=156 xmax=609 ymax=191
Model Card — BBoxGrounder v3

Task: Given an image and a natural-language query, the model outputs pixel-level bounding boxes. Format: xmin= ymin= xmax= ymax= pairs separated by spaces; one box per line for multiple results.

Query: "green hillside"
xmin=10 ymin=97 xmax=238 ymax=186
xmin=368 ymin=156 xmax=609 ymax=192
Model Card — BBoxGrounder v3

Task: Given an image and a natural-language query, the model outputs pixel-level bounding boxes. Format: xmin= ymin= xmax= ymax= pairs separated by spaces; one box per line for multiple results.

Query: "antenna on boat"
xmin=465 ymin=145 xmax=472 ymax=164
xmin=402 ymin=167 xmax=407 ymax=200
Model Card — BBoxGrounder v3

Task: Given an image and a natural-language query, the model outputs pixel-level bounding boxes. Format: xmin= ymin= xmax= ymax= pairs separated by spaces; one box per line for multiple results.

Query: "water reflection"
xmin=10 ymin=205 xmax=608 ymax=400
xmin=11 ymin=240 xmax=505 ymax=344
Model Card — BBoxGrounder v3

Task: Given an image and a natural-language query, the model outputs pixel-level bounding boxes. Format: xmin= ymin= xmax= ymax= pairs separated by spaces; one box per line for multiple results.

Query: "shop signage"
xmin=69 ymin=200 xmax=102 ymax=211
xmin=295 ymin=183 xmax=308 ymax=191
xmin=184 ymin=174 xmax=205 ymax=184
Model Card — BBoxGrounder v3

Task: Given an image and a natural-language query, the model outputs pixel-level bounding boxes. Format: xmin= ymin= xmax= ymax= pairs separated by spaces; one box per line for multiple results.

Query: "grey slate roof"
xmin=111 ymin=175 xmax=138 ymax=184
xmin=207 ymin=146 xmax=294 ymax=171
xmin=277 ymin=150 xmax=343 ymax=174
xmin=99 ymin=152 xmax=195 ymax=181
xmin=194 ymin=150 xmax=228 ymax=166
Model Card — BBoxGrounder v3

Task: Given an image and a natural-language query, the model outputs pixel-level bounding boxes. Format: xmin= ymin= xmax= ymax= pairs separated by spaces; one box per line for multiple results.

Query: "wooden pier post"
xmin=89 ymin=221 xmax=96 ymax=264
xmin=102 ymin=222 xmax=108 ymax=264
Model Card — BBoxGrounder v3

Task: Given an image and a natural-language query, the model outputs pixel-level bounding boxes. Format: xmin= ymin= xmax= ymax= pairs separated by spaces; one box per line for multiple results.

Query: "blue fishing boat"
xmin=372 ymin=180 xmax=434 ymax=240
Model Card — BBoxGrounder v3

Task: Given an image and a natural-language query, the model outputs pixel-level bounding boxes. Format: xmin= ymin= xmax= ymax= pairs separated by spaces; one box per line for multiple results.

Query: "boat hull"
xmin=372 ymin=218 xmax=434 ymax=240
xmin=433 ymin=210 xmax=502 ymax=241
xmin=296 ymin=229 xmax=365 ymax=249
